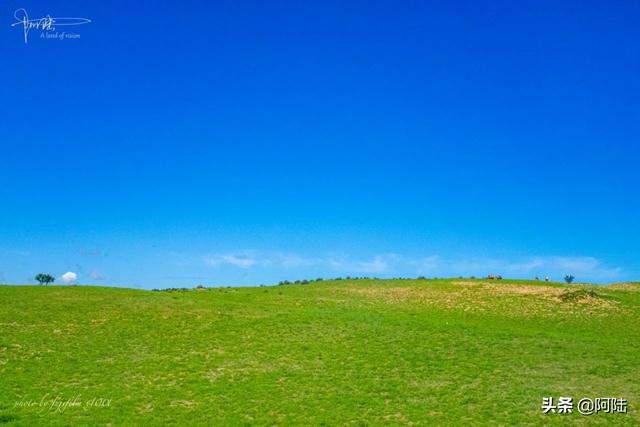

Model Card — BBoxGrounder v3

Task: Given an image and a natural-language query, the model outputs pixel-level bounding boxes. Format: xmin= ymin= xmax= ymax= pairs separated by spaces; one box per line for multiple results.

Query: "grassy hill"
xmin=1 ymin=279 xmax=639 ymax=425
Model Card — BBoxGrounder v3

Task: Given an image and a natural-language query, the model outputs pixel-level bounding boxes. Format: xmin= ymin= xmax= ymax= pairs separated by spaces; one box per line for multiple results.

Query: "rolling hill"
xmin=1 ymin=279 xmax=639 ymax=424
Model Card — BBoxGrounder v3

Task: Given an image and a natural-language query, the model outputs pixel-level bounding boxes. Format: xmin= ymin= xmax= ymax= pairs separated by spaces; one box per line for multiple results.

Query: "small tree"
xmin=564 ymin=274 xmax=575 ymax=284
xmin=35 ymin=273 xmax=55 ymax=286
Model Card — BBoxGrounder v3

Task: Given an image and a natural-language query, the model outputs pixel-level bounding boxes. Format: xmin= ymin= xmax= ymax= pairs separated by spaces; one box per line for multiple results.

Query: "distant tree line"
xmin=151 ymin=274 xmax=580 ymax=292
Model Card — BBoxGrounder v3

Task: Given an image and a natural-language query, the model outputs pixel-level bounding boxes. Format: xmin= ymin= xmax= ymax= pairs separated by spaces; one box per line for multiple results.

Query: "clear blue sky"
xmin=1 ymin=0 xmax=638 ymax=287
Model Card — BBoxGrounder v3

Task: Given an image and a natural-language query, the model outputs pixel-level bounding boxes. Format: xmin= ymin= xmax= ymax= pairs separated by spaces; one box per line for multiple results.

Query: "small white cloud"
xmin=205 ymin=253 xmax=259 ymax=269
xmin=354 ymin=254 xmax=400 ymax=274
xmin=413 ymin=255 xmax=440 ymax=273
xmin=355 ymin=257 xmax=389 ymax=274
xmin=61 ymin=271 xmax=78 ymax=284
xmin=225 ymin=255 xmax=258 ymax=268
xmin=90 ymin=270 xmax=105 ymax=281
xmin=275 ymin=253 xmax=319 ymax=268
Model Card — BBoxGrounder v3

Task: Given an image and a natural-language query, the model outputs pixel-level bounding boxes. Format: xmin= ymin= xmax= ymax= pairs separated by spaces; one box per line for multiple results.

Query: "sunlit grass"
xmin=1 ymin=279 xmax=638 ymax=424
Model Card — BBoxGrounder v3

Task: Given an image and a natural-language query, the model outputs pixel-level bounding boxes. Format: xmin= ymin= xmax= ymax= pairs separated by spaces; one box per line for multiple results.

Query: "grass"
xmin=1 ymin=278 xmax=639 ymax=425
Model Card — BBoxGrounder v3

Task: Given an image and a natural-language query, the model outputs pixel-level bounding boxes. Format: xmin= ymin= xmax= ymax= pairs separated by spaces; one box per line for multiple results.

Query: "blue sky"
xmin=1 ymin=0 xmax=638 ymax=287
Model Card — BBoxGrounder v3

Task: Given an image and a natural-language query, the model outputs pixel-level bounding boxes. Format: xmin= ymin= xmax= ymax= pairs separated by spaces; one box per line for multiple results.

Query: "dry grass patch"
xmin=484 ymin=284 xmax=564 ymax=298
xmin=608 ymin=282 xmax=640 ymax=292
xmin=170 ymin=400 xmax=196 ymax=408
xmin=557 ymin=289 xmax=619 ymax=309
xmin=346 ymin=286 xmax=427 ymax=304
xmin=344 ymin=285 xmax=490 ymax=313
xmin=452 ymin=281 xmax=482 ymax=286
xmin=344 ymin=283 xmax=620 ymax=317
xmin=205 ymin=356 xmax=283 ymax=383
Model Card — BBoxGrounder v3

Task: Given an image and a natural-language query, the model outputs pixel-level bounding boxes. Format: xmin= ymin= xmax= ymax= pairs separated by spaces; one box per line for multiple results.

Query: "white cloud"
xmin=354 ymin=254 xmax=400 ymax=274
xmin=504 ymin=256 xmax=621 ymax=280
xmin=205 ymin=253 xmax=259 ymax=269
xmin=204 ymin=251 xmax=321 ymax=270
xmin=439 ymin=255 xmax=622 ymax=281
xmin=413 ymin=255 xmax=440 ymax=273
xmin=199 ymin=250 xmax=622 ymax=283
xmin=90 ymin=270 xmax=105 ymax=281
xmin=274 ymin=253 xmax=320 ymax=268
xmin=355 ymin=256 xmax=389 ymax=274
xmin=61 ymin=271 xmax=78 ymax=284
xmin=203 ymin=251 xmax=404 ymax=275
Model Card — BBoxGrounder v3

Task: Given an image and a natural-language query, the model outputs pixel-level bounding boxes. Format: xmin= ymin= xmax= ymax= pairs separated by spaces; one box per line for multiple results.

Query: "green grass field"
xmin=1 ymin=279 xmax=639 ymax=425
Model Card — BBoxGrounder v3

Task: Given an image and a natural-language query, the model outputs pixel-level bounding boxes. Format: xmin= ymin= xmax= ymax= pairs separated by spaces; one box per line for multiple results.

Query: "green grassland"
xmin=1 ymin=279 xmax=639 ymax=425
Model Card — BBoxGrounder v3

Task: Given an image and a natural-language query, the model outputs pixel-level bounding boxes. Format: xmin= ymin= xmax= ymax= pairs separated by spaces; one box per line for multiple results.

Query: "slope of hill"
xmin=1 ymin=279 xmax=639 ymax=424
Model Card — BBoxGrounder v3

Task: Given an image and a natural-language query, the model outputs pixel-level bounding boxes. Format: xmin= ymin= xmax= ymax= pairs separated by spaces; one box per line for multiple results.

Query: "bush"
xmin=559 ymin=289 xmax=598 ymax=302
xmin=564 ymin=275 xmax=575 ymax=284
